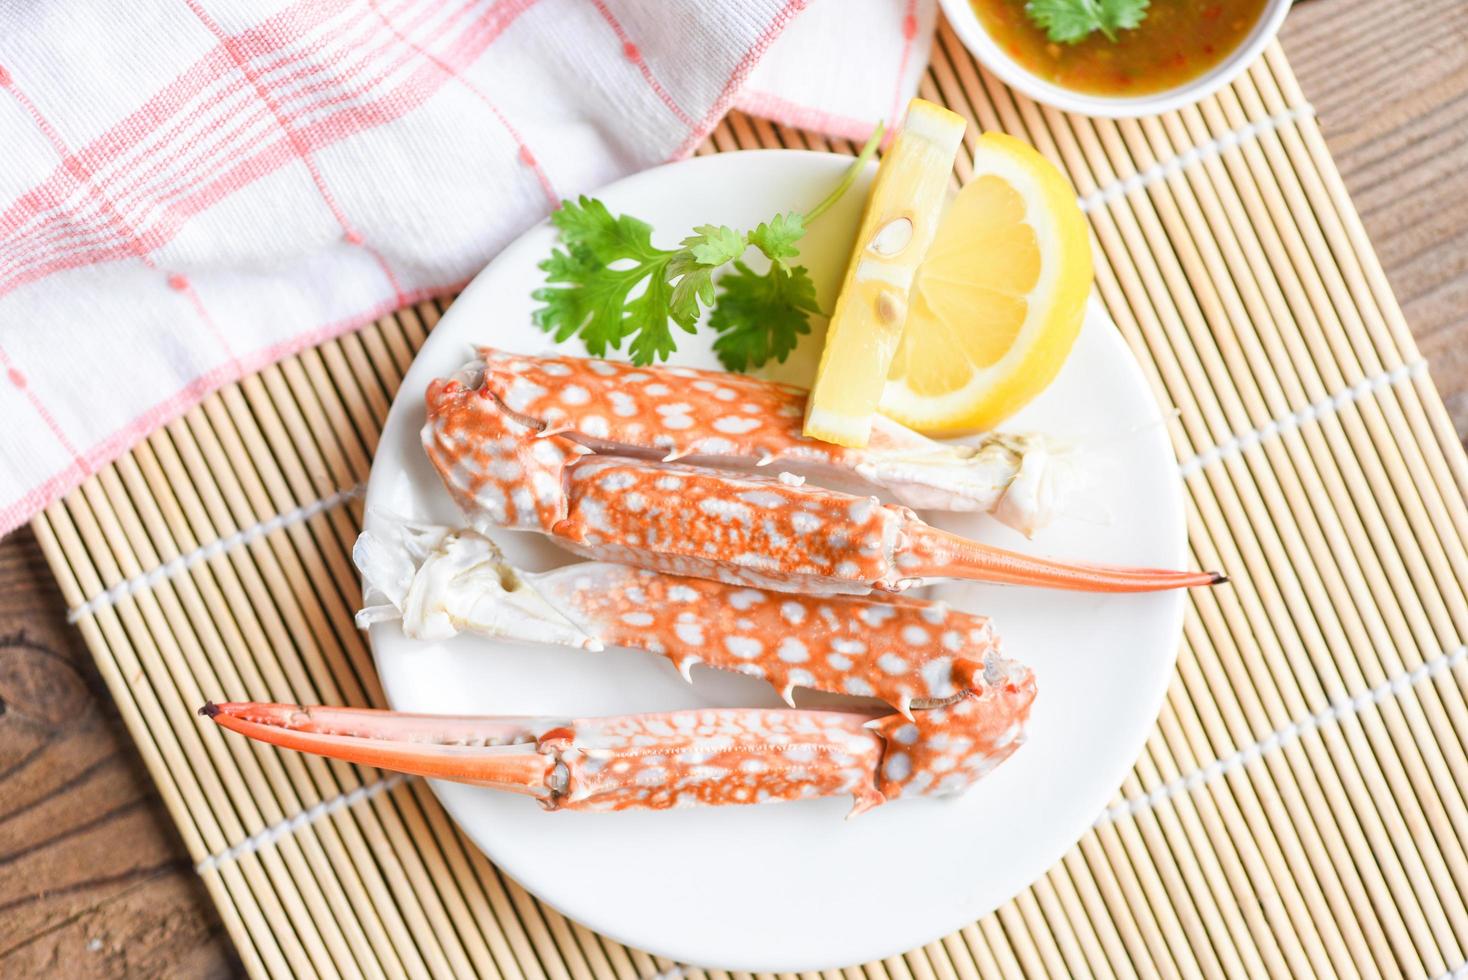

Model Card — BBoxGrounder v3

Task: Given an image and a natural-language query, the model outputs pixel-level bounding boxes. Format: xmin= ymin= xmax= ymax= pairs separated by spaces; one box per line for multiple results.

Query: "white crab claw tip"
xmin=897 ymin=697 xmax=915 ymax=721
xmin=755 ymin=454 xmax=776 ymax=467
xmin=862 ymin=717 xmax=884 ymax=730
xmin=661 ymin=448 xmax=692 ymax=463
xmin=584 ymin=638 xmax=606 ymax=652
xmin=780 ymin=684 xmax=798 ymax=707
xmin=677 ymin=658 xmax=699 ymax=683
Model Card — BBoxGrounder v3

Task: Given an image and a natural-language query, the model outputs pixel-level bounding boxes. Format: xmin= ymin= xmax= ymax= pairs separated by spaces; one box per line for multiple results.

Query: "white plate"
xmin=366 ymin=150 xmax=1186 ymax=972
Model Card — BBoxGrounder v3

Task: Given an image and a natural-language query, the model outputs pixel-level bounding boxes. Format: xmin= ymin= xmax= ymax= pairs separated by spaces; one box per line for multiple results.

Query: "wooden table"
xmin=2 ymin=1 xmax=1464 ymax=973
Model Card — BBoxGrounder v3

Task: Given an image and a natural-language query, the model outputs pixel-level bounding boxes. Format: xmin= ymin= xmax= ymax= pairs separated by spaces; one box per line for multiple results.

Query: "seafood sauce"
xmin=971 ymin=0 xmax=1269 ymax=96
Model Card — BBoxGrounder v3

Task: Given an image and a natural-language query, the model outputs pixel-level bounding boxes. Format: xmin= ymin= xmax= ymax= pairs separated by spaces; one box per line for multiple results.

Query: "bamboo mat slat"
xmin=33 ymin=26 xmax=1468 ymax=979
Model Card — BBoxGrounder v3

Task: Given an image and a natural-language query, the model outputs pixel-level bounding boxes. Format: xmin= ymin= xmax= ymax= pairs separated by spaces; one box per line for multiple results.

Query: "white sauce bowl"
xmin=937 ymin=0 xmax=1293 ymax=118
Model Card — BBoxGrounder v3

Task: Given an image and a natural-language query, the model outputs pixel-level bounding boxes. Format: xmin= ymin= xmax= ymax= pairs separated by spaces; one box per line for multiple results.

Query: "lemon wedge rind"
xmin=803 ymin=98 xmax=966 ymax=448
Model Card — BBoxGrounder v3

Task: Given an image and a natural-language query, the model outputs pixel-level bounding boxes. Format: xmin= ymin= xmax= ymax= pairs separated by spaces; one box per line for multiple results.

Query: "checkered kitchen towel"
xmin=0 ymin=0 xmax=935 ymax=536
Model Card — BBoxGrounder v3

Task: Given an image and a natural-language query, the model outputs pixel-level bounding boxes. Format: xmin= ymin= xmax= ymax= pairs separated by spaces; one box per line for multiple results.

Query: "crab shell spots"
xmin=787 ymin=668 xmax=816 ymax=689
xmin=878 ymin=653 xmax=909 ymax=675
xmin=860 ymin=604 xmax=898 ymax=627
xmin=699 ymin=498 xmax=752 ymax=524
xmin=715 ymin=416 xmax=763 ymax=435
xmin=869 ymin=661 xmax=1037 ymax=800
xmin=919 ymin=604 xmax=948 ymax=625
xmin=778 ymin=638 xmax=810 ymax=663
xmin=728 ymin=589 xmax=766 ymax=610
xmin=532 ymin=562 xmax=1005 ymax=760
xmin=790 ymin=512 xmax=822 ymax=534
xmin=560 ymin=458 xmax=902 ymax=592
xmin=740 ymin=489 xmax=788 ymax=509
xmin=555 ymin=708 xmax=884 ymax=811
xmin=599 ymin=471 xmax=637 ymax=491
xmin=422 ymin=377 xmax=574 ymax=532
xmin=636 ymin=765 xmax=669 ymax=786
xmin=901 ymin=625 xmax=931 ymax=646
xmin=472 ymin=348 xmax=858 ymax=473
xmin=724 ymin=636 xmax=763 ymax=659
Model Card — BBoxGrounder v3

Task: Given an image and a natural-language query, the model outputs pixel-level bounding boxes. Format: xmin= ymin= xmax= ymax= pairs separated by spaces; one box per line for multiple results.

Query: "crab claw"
xmin=200 ymin=702 xmax=561 ymax=799
xmin=899 ymin=523 xmax=1224 ymax=593
xmin=202 ymin=702 xmax=889 ymax=814
xmin=867 ymin=654 xmax=1037 ymax=800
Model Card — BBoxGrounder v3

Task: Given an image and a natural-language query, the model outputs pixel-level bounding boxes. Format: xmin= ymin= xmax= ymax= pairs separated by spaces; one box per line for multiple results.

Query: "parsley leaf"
xmin=748 ymin=212 xmax=806 ymax=263
xmin=682 ymin=224 xmax=747 ymax=266
xmin=709 ymin=260 xmax=820 ymax=372
xmin=531 ymin=196 xmax=709 ymax=361
xmin=532 ymin=123 xmax=885 ymax=369
xmin=708 ymin=212 xmax=818 ymax=372
xmin=1025 ymin=0 xmax=1149 ymax=44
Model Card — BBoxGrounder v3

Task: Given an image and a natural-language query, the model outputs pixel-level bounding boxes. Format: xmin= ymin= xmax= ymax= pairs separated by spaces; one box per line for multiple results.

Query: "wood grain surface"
xmin=2 ymin=0 xmax=1464 ymax=974
xmin=0 ymin=529 xmax=238 ymax=976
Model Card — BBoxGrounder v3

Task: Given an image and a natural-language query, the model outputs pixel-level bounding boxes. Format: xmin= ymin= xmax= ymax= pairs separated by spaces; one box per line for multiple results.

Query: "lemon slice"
xmin=881 ymin=132 xmax=1093 ymax=435
xmin=804 ymin=99 xmax=966 ymax=448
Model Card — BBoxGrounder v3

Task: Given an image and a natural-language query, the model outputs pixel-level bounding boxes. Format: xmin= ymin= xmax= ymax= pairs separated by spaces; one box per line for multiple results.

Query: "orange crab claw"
xmin=201 ymin=702 xmax=558 ymax=798
xmin=552 ymin=457 xmax=1223 ymax=596
xmin=900 ymin=524 xmax=1225 ymax=593
xmin=202 ymin=702 xmax=890 ymax=814
xmin=423 ymin=352 xmax=1228 ymax=597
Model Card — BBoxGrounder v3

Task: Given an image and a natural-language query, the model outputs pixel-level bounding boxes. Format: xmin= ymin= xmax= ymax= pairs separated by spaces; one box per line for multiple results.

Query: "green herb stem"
xmin=804 ymin=122 xmax=886 ymax=224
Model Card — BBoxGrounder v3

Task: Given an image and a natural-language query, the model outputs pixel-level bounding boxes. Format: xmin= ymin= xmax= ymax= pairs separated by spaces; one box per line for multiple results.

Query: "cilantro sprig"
xmin=1024 ymin=0 xmax=1149 ymax=44
xmin=532 ymin=124 xmax=884 ymax=371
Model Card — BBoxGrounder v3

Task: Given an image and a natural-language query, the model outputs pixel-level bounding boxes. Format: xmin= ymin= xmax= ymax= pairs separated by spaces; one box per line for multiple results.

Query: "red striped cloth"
xmin=0 ymin=0 xmax=935 ymax=537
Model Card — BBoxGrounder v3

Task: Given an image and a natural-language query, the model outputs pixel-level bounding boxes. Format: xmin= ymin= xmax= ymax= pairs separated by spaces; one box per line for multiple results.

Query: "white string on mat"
xmin=1178 ymin=359 xmax=1428 ymax=478
xmin=1077 ymin=103 xmax=1317 ymax=214
xmin=1097 ymin=643 xmax=1468 ymax=825
xmin=67 ymin=482 xmax=365 ymax=623
xmin=1438 ymin=960 xmax=1468 ymax=980
xmin=195 ymin=773 xmax=409 ymax=874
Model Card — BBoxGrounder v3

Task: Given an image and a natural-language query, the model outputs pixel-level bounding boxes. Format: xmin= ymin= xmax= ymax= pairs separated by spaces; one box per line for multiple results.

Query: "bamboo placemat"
xmin=32 ymin=25 xmax=1468 ymax=979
